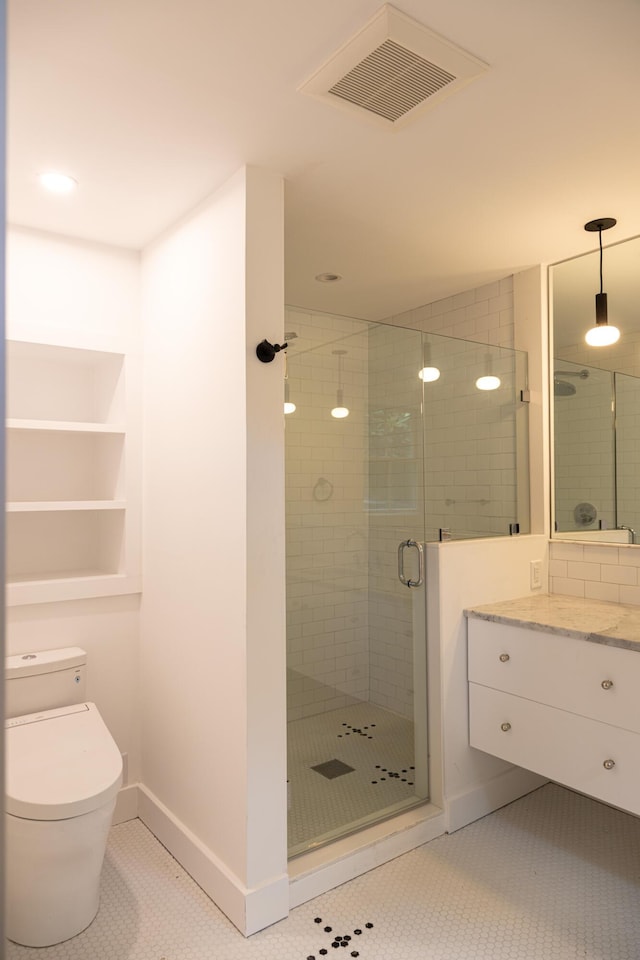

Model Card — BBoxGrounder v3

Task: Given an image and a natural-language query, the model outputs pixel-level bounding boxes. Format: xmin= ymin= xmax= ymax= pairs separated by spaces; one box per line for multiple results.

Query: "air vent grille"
xmin=329 ymin=38 xmax=456 ymax=122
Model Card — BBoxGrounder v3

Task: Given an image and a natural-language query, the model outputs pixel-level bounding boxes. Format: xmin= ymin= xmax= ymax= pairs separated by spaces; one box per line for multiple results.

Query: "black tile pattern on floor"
xmin=302 ymin=916 xmax=374 ymax=959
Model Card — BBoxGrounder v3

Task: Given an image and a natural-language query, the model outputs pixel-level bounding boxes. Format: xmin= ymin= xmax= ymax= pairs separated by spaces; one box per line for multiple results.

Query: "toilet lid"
xmin=5 ymin=702 xmax=123 ymax=821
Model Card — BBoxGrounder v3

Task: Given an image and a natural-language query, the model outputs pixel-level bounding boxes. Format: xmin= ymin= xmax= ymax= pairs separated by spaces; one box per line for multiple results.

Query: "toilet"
xmin=5 ymin=647 xmax=123 ymax=947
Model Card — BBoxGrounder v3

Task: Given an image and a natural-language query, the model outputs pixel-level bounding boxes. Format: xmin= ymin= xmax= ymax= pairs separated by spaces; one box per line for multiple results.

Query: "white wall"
xmin=428 ymin=535 xmax=549 ymax=832
xmin=5 ymin=226 xmax=142 ymax=800
xmin=140 ymin=166 xmax=287 ymax=935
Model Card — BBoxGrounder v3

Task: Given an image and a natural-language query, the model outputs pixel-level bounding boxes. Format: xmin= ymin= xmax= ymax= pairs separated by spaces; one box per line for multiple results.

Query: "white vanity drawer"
xmin=468 ymin=618 xmax=640 ymax=734
xmin=469 ymin=682 xmax=640 ymax=817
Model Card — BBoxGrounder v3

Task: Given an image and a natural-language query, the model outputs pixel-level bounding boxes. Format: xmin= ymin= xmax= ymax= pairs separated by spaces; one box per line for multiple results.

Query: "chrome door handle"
xmin=397 ymin=539 xmax=424 ymax=588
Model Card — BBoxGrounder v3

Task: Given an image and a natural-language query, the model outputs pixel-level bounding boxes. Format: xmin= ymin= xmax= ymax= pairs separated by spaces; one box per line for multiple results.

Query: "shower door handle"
xmin=397 ymin=539 xmax=424 ymax=588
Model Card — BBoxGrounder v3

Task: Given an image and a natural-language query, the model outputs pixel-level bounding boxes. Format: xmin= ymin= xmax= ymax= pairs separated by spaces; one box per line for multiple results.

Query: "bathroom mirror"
xmin=550 ymin=233 xmax=640 ymax=544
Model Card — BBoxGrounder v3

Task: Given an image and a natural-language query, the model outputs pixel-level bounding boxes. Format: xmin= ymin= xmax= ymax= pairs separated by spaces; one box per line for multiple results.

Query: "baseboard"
xmin=112 ymin=783 xmax=139 ymax=824
xmin=289 ymin=802 xmax=446 ymax=909
xmin=446 ymin=766 xmax=547 ymax=833
xmin=137 ymin=784 xmax=289 ymax=936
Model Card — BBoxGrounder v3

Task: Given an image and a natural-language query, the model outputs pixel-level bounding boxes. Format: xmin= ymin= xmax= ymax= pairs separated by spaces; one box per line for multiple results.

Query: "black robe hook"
xmin=256 ymin=339 xmax=288 ymax=363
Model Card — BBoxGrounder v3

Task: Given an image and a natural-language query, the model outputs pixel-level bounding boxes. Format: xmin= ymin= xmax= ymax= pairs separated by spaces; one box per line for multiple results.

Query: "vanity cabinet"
xmin=468 ymin=617 xmax=640 ymax=817
xmin=6 ymin=338 xmax=141 ymax=605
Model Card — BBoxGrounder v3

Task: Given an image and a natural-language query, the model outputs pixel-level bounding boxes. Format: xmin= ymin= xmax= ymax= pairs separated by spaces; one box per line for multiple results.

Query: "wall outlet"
xmin=530 ymin=559 xmax=542 ymax=590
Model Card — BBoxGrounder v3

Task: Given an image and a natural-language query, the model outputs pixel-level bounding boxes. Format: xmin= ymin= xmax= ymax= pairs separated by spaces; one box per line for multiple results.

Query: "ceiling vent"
xmin=299 ymin=4 xmax=489 ymax=129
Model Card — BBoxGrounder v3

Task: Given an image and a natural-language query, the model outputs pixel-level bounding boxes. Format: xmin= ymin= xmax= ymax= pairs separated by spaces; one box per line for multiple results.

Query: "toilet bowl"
xmin=6 ymin=691 xmax=122 ymax=946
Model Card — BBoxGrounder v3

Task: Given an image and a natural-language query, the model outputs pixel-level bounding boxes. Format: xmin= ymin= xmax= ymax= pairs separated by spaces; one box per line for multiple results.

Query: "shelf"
xmin=7 ymin=418 xmax=126 ymax=434
xmin=6 ymin=335 xmax=139 ymax=605
xmin=6 ymin=572 xmax=142 ymax=607
xmin=7 ymin=500 xmax=126 ymax=513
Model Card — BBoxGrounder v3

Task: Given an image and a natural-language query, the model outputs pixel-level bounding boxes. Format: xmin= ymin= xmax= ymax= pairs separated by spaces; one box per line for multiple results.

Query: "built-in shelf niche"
xmin=6 ymin=338 xmax=140 ymax=605
xmin=7 ymin=340 xmax=125 ymax=424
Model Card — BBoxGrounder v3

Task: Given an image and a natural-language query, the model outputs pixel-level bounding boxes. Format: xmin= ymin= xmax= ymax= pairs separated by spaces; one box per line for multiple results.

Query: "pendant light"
xmin=331 ymin=349 xmax=349 ymax=419
xmin=418 ymin=340 xmax=440 ymax=382
xmin=584 ymin=217 xmax=620 ymax=347
xmin=283 ymin=353 xmax=296 ymax=414
xmin=475 ymin=352 xmax=501 ymax=391
xmin=284 ymin=381 xmax=296 ymax=415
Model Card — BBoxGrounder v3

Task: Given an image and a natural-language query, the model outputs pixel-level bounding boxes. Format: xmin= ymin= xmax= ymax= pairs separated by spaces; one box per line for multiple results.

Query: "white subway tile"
xmin=585 ymin=580 xmax=620 ymax=602
xmin=549 ymin=559 xmax=568 ymax=578
xmin=567 ymin=561 xmax=601 ymax=582
xmin=601 ymin=564 xmax=637 ymax=585
xmin=619 ymin=584 xmax=640 ymax=605
xmin=552 ymin=577 xmax=586 ymax=598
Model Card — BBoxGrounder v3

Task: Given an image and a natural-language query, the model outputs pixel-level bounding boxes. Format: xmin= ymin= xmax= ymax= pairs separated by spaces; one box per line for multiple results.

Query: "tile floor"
xmin=7 ymin=783 xmax=640 ymax=960
xmin=287 ymin=701 xmax=421 ymax=855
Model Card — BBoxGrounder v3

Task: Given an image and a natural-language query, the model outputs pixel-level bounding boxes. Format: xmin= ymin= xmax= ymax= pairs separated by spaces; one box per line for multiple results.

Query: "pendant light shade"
xmin=475 ymin=352 xmax=501 ymax=391
xmin=418 ymin=340 xmax=440 ymax=382
xmin=331 ymin=349 xmax=350 ymax=419
xmin=284 ymin=380 xmax=296 ymax=415
xmin=584 ymin=218 xmax=620 ymax=347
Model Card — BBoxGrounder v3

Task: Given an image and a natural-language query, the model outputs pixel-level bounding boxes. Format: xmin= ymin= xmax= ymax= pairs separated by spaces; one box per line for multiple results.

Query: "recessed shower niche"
xmin=284 ymin=306 xmax=530 ymax=856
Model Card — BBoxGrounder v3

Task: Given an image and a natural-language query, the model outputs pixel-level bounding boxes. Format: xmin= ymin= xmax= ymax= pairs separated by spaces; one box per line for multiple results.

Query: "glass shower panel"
xmin=422 ymin=336 xmax=529 ymax=540
xmin=553 ymin=360 xmax=615 ymax=534
xmin=284 ymin=308 xmax=531 ymax=858
xmin=285 ymin=309 xmax=428 ymax=858
xmin=614 ymin=372 xmax=640 ymax=540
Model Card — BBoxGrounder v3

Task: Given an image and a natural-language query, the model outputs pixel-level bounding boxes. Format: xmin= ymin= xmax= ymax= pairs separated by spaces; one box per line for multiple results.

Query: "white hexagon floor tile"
xmin=7 ymin=783 xmax=640 ymax=959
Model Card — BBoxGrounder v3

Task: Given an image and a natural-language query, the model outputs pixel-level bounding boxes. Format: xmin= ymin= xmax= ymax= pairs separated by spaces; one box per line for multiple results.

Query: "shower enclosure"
xmin=553 ymin=358 xmax=640 ymax=540
xmin=285 ymin=307 xmax=529 ymax=857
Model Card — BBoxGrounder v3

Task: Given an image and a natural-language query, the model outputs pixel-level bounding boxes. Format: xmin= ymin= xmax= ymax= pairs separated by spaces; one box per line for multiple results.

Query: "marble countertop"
xmin=465 ymin=594 xmax=640 ymax=651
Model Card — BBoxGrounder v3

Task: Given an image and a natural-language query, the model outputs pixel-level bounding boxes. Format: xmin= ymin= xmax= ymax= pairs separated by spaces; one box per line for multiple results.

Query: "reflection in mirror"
xmin=551 ymin=233 xmax=640 ymax=544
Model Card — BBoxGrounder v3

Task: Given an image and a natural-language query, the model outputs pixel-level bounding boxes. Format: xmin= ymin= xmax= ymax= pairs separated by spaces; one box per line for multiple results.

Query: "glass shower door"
xmin=285 ymin=312 xmax=428 ymax=857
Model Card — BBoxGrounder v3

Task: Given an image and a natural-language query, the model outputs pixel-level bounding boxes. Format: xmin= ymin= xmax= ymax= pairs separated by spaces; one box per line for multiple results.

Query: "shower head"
xmin=554 ymin=368 xmax=589 ymax=380
xmin=554 ymin=379 xmax=576 ymax=397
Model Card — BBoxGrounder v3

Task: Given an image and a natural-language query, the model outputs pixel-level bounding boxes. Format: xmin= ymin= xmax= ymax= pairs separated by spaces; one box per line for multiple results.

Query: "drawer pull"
xmin=499 ymin=653 xmax=510 ymax=663
xmin=603 ymin=759 xmax=616 ymax=770
xmin=500 ymin=722 xmax=512 ymax=732
xmin=601 ymin=679 xmax=614 ymax=690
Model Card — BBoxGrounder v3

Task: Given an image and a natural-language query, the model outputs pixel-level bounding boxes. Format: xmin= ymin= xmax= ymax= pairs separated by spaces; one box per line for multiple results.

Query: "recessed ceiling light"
xmin=39 ymin=171 xmax=78 ymax=194
xmin=315 ymin=273 xmax=343 ymax=283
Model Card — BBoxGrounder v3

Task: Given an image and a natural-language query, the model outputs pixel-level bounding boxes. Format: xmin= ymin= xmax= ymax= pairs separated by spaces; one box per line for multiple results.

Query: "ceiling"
xmin=8 ymin=0 xmax=640 ymax=321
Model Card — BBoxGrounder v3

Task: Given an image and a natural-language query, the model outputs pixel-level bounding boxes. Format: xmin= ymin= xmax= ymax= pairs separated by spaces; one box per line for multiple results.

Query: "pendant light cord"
xmin=599 ymin=226 xmax=604 ymax=295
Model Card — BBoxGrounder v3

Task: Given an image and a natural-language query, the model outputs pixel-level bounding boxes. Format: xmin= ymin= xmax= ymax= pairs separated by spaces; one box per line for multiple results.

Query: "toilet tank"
xmin=5 ymin=647 xmax=87 ymax=719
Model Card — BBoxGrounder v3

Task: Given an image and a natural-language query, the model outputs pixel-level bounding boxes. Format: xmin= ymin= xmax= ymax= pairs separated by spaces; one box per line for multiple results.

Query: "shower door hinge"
xmin=520 ymin=390 xmax=531 ymax=403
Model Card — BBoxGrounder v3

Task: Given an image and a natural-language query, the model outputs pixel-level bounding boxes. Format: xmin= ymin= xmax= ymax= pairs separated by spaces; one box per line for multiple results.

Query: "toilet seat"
xmin=6 ymin=702 xmax=122 ymax=821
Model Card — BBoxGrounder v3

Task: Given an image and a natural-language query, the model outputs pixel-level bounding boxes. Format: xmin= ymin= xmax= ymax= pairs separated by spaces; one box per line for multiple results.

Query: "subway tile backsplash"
xmin=550 ymin=540 xmax=640 ymax=605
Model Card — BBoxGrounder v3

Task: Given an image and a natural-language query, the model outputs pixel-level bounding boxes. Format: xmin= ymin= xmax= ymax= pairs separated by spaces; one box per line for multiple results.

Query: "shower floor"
xmin=287 ymin=700 xmax=422 ymax=857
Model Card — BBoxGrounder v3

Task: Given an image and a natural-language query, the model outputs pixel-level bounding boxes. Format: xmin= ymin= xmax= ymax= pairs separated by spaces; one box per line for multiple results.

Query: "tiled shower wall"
xmin=367 ymin=324 xmax=422 ymax=719
xmin=553 ymin=362 xmax=615 ymax=533
xmin=616 ymin=373 xmax=640 ymax=537
xmin=380 ymin=277 xmax=524 ymax=543
xmin=285 ymin=308 xmax=370 ymax=721
xmin=552 ymin=354 xmax=640 ymax=539
xmin=285 ymin=275 xmax=521 ymax=722
xmin=386 ymin=277 xmax=515 ymax=349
